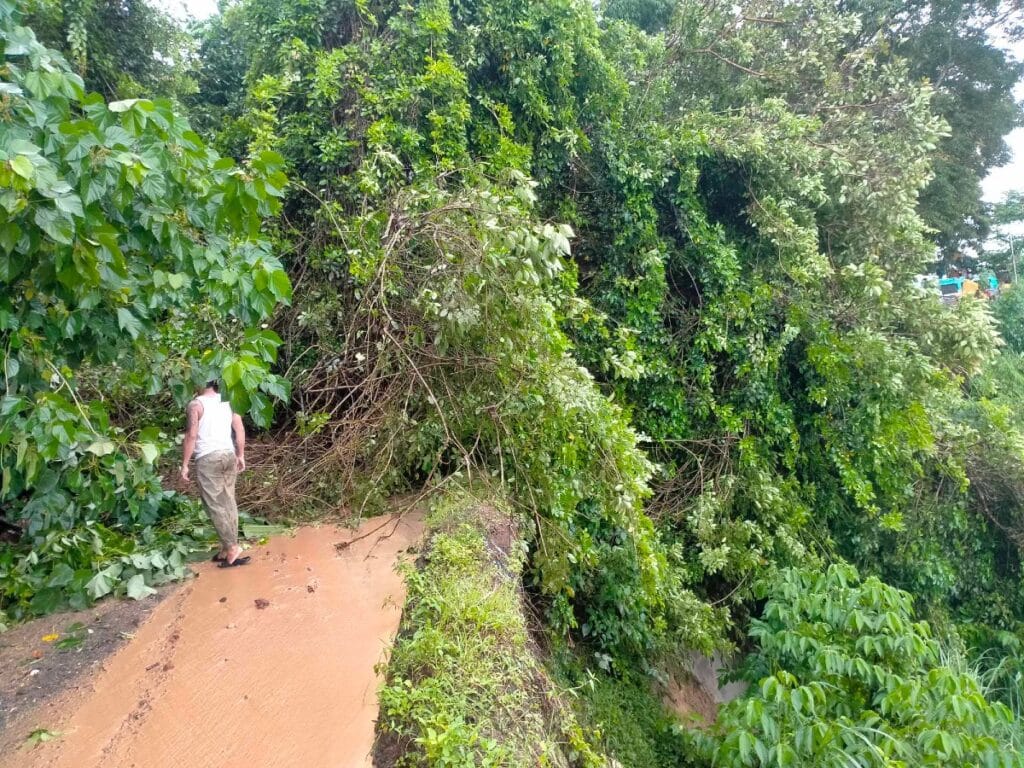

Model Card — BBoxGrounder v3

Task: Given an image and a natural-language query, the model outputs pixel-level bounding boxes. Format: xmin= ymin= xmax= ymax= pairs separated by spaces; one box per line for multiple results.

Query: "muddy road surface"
xmin=4 ymin=514 xmax=423 ymax=768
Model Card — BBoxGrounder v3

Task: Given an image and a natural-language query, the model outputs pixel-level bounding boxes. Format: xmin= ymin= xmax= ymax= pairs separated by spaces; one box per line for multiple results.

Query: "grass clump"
xmin=552 ymin=650 xmax=694 ymax=768
xmin=375 ymin=490 xmax=604 ymax=767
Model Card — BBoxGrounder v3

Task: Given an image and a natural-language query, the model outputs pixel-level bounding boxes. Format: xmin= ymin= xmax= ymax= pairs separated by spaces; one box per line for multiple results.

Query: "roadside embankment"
xmin=373 ymin=490 xmax=605 ymax=767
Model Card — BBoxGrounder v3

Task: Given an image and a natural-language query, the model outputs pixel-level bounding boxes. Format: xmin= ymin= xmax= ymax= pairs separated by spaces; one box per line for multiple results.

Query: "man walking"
xmin=180 ymin=380 xmax=250 ymax=567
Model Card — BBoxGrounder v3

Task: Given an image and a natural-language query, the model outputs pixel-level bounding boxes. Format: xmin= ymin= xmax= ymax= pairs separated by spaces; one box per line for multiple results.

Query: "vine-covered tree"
xmin=179 ymin=0 xmax=1024 ymax=669
xmin=20 ymin=0 xmax=195 ymax=99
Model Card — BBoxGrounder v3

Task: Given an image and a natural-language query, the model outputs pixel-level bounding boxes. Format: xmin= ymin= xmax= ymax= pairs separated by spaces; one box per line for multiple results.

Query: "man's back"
xmin=194 ymin=393 xmax=234 ymax=459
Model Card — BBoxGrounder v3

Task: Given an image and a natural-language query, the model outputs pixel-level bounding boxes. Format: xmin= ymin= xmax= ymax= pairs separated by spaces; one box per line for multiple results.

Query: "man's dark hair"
xmin=205 ymin=379 xmax=220 ymax=393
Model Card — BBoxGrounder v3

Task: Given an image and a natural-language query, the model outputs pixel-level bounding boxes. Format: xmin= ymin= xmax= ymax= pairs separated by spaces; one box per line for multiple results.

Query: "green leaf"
xmin=10 ymin=155 xmax=34 ymax=179
xmin=0 ymin=220 xmax=21 ymax=254
xmin=139 ymin=442 xmax=160 ymax=464
xmin=753 ymin=739 xmax=769 ymax=763
xmin=1 ymin=395 xmax=26 ymax=417
xmin=243 ymin=329 xmax=282 ymax=362
xmin=108 ymin=99 xmax=141 ymax=113
xmin=47 ymin=562 xmax=76 ymax=587
xmin=4 ymin=356 xmax=19 ymax=382
xmin=34 ymin=166 xmax=72 ymax=198
xmin=29 ymin=587 xmax=63 ymax=614
xmin=270 ymin=269 xmax=292 ymax=302
xmin=116 ymin=308 xmax=144 ymax=339
xmin=249 ymin=391 xmax=273 ymax=429
xmin=791 ymin=688 xmax=804 ymax=716
xmin=84 ymin=438 xmax=116 ymax=456
xmin=125 ymin=574 xmax=156 ymax=600
xmin=130 ymin=552 xmax=152 ymax=569
xmin=85 ymin=570 xmax=113 ymax=600
xmin=222 ymin=360 xmax=243 ymax=388
xmin=85 ymin=439 xmax=116 ymax=456
xmin=33 ymin=207 xmax=74 ymax=245
xmin=256 ymin=150 xmax=285 ymax=169
xmin=738 ymin=732 xmax=754 ymax=763
xmin=261 ymin=376 xmax=291 ymax=402
xmin=54 ymin=194 xmax=84 ymax=218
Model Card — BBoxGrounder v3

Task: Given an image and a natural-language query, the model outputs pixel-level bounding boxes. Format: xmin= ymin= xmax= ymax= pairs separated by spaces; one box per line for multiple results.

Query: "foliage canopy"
xmin=2 ymin=0 xmax=1024 ymax=760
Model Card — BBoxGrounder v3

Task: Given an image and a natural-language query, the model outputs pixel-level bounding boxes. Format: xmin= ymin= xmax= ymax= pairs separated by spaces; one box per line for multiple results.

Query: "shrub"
xmin=994 ymin=287 xmax=1024 ymax=354
xmin=698 ymin=564 xmax=1024 ymax=767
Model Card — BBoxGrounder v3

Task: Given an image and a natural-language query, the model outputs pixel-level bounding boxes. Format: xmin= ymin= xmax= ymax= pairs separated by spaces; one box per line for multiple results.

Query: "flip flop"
xmin=211 ymin=553 xmax=225 ymax=562
xmin=218 ymin=556 xmax=251 ymax=568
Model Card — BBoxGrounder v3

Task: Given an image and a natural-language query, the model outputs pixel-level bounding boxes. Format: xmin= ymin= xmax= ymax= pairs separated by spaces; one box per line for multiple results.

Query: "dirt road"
xmin=5 ymin=514 xmax=422 ymax=768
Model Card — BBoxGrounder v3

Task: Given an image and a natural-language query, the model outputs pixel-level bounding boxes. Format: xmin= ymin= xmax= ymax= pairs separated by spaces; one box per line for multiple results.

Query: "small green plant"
xmin=55 ymin=621 xmax=87 ymax=650
xmin=25 ymin=728 xmax=60 ymax=746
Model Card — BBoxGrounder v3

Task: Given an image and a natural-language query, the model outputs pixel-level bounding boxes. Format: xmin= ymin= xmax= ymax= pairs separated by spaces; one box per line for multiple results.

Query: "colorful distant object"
xmin=939 ymin=276 xmax=964 ymax=304
xmin=937 ymin=274 xmax=1001 ymax=304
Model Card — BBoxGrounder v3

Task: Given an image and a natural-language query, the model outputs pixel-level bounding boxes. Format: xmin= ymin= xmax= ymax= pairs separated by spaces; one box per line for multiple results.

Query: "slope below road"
xmin=5 ymin=514 xmax=423 ymax=768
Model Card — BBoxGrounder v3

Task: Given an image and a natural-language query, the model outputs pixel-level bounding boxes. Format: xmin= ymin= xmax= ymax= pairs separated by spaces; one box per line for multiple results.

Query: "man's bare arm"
xmin=231 ymin=412 xmax=246 ymax=471
xmin=180 ymin=400 xmax=202 ymax=481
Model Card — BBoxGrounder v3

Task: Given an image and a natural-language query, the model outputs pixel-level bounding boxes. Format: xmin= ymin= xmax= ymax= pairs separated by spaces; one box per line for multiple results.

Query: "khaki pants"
xmin=195 ymin=450 xmax=239 ymax=549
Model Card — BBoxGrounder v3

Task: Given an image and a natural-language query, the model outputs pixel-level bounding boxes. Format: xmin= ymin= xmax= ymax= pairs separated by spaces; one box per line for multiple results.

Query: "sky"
xmin=157 ymin=0 xmax=217 ymax=20
xmin=982 ymin=33 xmax=1024 ymax=205
xmin=161 ymin=0 xmax=1022 ymax=205
xmin=984 ymin=125 xmax=1023 ymax=203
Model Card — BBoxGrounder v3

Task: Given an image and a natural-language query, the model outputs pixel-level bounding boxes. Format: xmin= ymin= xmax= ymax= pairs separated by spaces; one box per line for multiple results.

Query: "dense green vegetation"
xmin=2 ymin=0 xmax=1024 ymax=763
xmin=21 ymin=0 xmax=195 ymax=100
xmin=700 ymin=565 xmax=1024 ymax=766
xmin=0 ymin=0 xmax=291 ymax=619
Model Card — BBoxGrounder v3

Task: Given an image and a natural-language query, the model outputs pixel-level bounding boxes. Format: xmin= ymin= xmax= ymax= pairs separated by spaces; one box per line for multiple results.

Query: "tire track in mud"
xmin=94 ymin=585 xmax=192 ymax=765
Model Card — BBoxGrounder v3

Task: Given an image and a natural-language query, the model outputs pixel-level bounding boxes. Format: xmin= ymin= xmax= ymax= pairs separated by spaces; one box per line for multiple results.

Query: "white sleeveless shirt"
xmin=194 ymin=394 xmax=235 ymax=459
